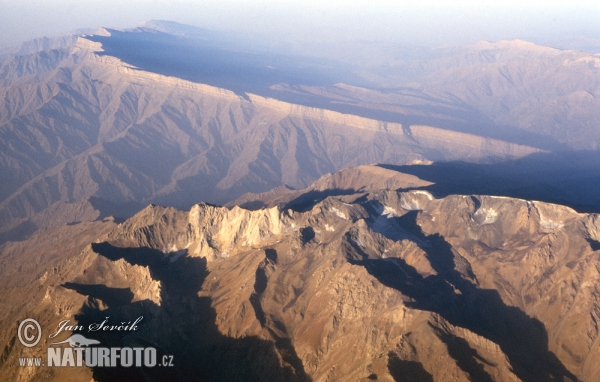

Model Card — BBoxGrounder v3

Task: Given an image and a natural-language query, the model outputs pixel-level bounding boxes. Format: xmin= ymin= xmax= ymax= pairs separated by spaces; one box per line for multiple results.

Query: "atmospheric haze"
xmin=1 ymin=1 xmax=600 ymax=52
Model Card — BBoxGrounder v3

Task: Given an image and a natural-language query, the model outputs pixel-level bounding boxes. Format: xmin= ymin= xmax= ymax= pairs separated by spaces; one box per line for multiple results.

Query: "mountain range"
xmin=2 ymin=165 xmax=599 ymax=381
xmin=2 ymin=23 xmax=565 ymax=244
xmin=1 ymin=20 xmax=600 ymax=381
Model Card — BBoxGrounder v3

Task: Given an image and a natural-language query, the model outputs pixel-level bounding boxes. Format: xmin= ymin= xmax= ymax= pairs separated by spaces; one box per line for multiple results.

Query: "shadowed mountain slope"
xmin=272 ymin=40 xmax=600 ymax=151
xmin=0 ymin=33 xmax=540 ymax=241
xmin=3 ymin=180 xmax=599 ymax=381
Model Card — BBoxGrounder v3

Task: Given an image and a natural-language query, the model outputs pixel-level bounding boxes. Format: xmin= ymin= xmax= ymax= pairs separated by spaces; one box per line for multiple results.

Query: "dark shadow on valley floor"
xmin=61 ymin=242 xmax=310 ymax=382
xmin=283 ymin=189 xmax=360 ymax=212
xmin=387 ymin=353 xmax=434 ymax=382
xmin=378 ymin=150 xmax=600 ymax=213
xmin=350 ymin=210 xmax=578 ymax=382
xmin=88 ymin=29 xmax=355 ymax=99
xmin=87 ymin=26 xmax=567 ymax=153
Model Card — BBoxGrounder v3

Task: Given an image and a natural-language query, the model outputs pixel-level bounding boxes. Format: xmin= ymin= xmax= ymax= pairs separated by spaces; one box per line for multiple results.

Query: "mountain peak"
xmin=134 ymin=20 xmax=211 ymax=37
xmin=472 ymin=39 xmax=562 ymax=55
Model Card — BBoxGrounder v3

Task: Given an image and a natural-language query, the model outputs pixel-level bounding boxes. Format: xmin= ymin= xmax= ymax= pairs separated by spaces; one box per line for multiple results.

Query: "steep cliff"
xmin=4 ymin=170 xmax=599 ymax=380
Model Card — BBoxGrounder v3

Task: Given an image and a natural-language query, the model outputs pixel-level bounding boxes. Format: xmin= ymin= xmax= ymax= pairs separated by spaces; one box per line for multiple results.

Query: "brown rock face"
xmin=4 ymin=175 xmax=600 ymax=381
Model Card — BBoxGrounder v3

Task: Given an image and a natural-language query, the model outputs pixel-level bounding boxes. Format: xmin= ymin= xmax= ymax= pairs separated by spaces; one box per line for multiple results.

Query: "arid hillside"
xmin=1 ymin=167 xmax=598 ymax=381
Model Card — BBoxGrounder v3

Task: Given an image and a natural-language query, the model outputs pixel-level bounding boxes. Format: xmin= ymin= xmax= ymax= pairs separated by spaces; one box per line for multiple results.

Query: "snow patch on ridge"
xmin=330 ymin=207 xmax=348 ymax=220
xmin=530 ymin=201 xmax=564 ymax=231
xmin=169 ymin=249 xmax=187 ymax=263
xmin=400 ymin=196 xmax=421 ymax=211
xmin=473 ymin=208 xmax=498 ymax=225
xmin=382 ymin=205 xmax=399 ymax=217
xmin=413 ymin=190 xmax=434 ymax=200
xmin=399 ymin=190 xmax=434 ymax=211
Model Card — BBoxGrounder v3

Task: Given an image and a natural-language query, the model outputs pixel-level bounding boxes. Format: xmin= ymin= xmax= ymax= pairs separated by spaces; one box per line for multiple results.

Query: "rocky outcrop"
xmin=5 ymin=178 xmax=600 ymax=380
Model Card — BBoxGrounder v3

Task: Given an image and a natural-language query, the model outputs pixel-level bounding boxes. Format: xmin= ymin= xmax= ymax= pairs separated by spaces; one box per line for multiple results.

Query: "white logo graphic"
xmin=16 ymin=315 xmax=172 ymax=368
xmin=50 ymin=334 xmax=101 ymax=347
xmin=18 ymin=318 xmax=42 ymax=347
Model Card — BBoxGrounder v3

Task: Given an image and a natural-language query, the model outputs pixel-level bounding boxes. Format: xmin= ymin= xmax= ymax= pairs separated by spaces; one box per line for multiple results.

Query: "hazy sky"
xmin=1 ymin=0 xmax=599 ymax=50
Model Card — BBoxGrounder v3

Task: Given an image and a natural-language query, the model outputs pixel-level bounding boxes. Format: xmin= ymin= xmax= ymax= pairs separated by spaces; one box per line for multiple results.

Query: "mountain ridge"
xmin=2 ymin=174 xmax=597 ymax=381
xmin=0 ymin=35 xmax=543 ymax=242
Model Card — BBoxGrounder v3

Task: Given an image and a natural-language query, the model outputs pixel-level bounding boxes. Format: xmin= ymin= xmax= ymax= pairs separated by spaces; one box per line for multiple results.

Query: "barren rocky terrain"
xmin=2 ymin=166 xmax=599 ymax=381
xmin=2 ymin=21 xmax=600 ymax=382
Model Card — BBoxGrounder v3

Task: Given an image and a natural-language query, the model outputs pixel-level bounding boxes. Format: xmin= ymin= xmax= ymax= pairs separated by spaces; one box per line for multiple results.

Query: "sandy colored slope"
xmin=3 ymin=173 xmax=600 ymax=380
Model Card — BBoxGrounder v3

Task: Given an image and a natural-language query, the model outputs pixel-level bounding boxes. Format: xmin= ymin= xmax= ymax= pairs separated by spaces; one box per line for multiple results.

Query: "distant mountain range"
xmin=2 ymin=22 xmax=569 ymax=244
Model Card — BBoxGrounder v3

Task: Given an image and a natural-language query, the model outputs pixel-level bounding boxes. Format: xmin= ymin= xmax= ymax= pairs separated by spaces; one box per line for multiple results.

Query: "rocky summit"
xmin=2 ymin=166 xmax=599 ymax=381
